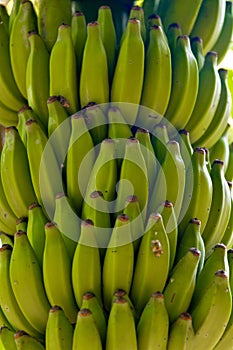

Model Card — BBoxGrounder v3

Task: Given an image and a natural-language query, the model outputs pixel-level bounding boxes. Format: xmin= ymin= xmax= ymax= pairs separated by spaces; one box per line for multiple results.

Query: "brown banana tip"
xmin=152 ymin=291 xmax=164 ymax=299
xmin=214 ymin=243 xmax=227 ymax=250
xmin=114 ymin=289 xmax=127 ymax=297
xmin=117 ymin=213 xmax=130 ymax=222
xmin=178 ymin=129 xmax=189 ymax=135
xmin=15 ymin=230 xmax=27 ymax=237
xmin=55 ymin=192 xmax=66 ymax=199
xmin=50 ymin=305 xmax=62 ymax=313
xmin=45 ymin=221 xmax=56 ymax=229
xmin=78 ymin=308 xmax=92 ymax=317
xmin=128 ymin=18 xmax=140 ymax=24
xmin=190 ymin=218 xmax=201 ymax=225
xmin=148 ymin=13 xmax=161 ymax=20
xmin=88 ymin=21 xmax=99 ymax=27
xmin=126 ymin=195 xmax=138 ymax=203
xmin=14 ymin=330 xmax=29 ymax=339
xmin=72 ymin=11 xmax=84 ymax=16
xmin=99 ymin=5 xmax=110 ymax=9
xmin=29 ymin=202 xmax=40 ymax=210
xmin=28 ymin=30 xmax=37 ymax=37
xmin=25 ymin=118 xmax=37 ymax=126
xmin=194 ymin=147 xmax=205 ymax=155
xmin=215 ymin=269 xmax=228 ymax=278
xmin=90 ymin=190 xmax=104 ymax=199
xmin=83 ymin=292 xmax=95 ymax=300
xmin=113 ymin=296 xmax=127 ymax=304
xmin=180 ymin=312 xmax=192 ymax=320
xmin=189 ymin=247 xmax=201 ymax=257
xmin=163 ymin=200 xmax=173 ymax=208
xmin=18 ymin=105 xmax=32 ymax=114
xmin=82 ymin=219 xmax=94 ymax=227
xmin=168 ymin=22 xmax=181 ymax=29
xmin=0 ymin=244 xmax=13 ymax=252
xmin=136 ymin=127 xmax=149 ymax=134
xmin=191 ymin=36 xmax=203 ymax=44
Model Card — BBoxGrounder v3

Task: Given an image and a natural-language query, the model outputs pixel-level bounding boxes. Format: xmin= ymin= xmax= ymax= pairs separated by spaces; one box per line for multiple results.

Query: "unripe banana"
xmin=84 ymin=102 xmax=108 ymax=145
xmin=27 ymin=202 xmax=47 ymax=268
xmin=167 ymin=312 xmax=195 ymax=350
xmin=72 ymin=219 xmax=102 ymax=308
xmin=111 ymin=289 xmax=137 ymax=322
xmin=151 ymin=122 xmax=169 ymax=165
xmin=0 ymin=232 xmax=13 ymax=248
xmin=131 ymin=213 xmax=170 ymax=315
xmin=14 ymin=330 xmax=45 ymax=349
xmin=71 ymin=11 xmax=87 ymax=78
xmin=0 ymin=244 xmax=44 ymax=339
xmin=9 ymin=0 xmax=37 ymax=99
xmin=222 ymin=181 xmax=233 ymax=248
xmin=15 ymin=216 xmax=28 ymax=232
xmin=10 ymin=231 xmax=50 ymax=334
xmin=1 ymin=126 xmax=36 ymax=218
xmin=137 ymin=292 xmax=169 ymax=350
xmin=226 ymin=142 xmax=233 ymax=182
xmin=111 ymin=18 xmax=144 ymax=126
xmin=49 ymin=23 xmax=78 ymax=115
xmin=26 ymin=30 xmax=50 ymax=128
xmin=190 ymin=36 xmax=205 ymax=71
xmin=0 ymin=101 xmax=18 ymax=128
xmin=43 ymin=221 xmax=78 ymax=324
xmin=72 ymin=308 xmax=102 ymax=350
xmin=8 ymin=0 xmax=21 ymax=33
xmin=140 ymin=24 xmax=172 ymax=117
xmin=106 ymin=297 xmax=137 ymax=350
xmin=0 ymin=326 xmax=17 ymax=350
xmin=209 ymin=124 xmax=230 ymax=172
xmin=102 ymin=214 xmax=134 ymax=311
xmin=185 ymin=51 xmax=222 ymax=144
xmin=129 ymin=5 xmax=146 ymax=42
xmin=79 ymin=21 xmax=109 ymax=108
xmin=164 ymin=247 xmax=201 ymax=323
xmin=81 ymin=292 xmax=107 ymax=346
xmin=45 ymin=306 xmax=73 ymax=350
xmin=166 ymin=22 xmax=182 ymax=56
xmin=177 ymin=129 xmax=193 ymax=171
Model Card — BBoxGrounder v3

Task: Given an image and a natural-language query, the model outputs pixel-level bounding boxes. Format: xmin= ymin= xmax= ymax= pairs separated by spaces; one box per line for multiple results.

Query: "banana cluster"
xmin=0 ymin=0 xmax=233 ymax=349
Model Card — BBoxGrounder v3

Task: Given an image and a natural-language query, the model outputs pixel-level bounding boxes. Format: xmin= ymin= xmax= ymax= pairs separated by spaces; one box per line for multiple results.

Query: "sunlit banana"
xmin=164 ymin=247 xmax=201 ymax=323
xmin=140 ymin=23 xmax=172 ymax=118
xmin=222 ymin=181 xmax=233 ymax=248
xmin=137 ymin=291 xmax=169 ymax=350
xmin=49 ymin=23 xmax=78 ymax=115
xmin=47 ymin=95 xmax=70 ymax=138
xmin=9 ymin=0 xmax=37 ymax=99
xmin=71 ymin=10 xmax=87 ymax=78
xmin=102 ymin=214 xmax=134 ymax=311
xmin=1 ymin=126 xmax=36 ymax=218
xmin=167 ymin=312 xmax=195 ymax=350
xmin=43 ymin=221 xmax=78 ymax=324
xmin=0 ymin=326 xmax=17 ymax=350
xmin=226 ymin=142 xmax=233 ymax=182
xmin=151 ymin=122 xmax=169 ymax=165
xmin=166 ymin=22 xmax=182 ymax=56
xmin=72 ymin=219 xmax=102 ymax=308
xmin=177 ymin=129 xmax=193 ymax=171
xmin=185 ymin=51 xmax=221 ymax=144
xmin=111 ymin=289 xmax=137 ymax=323
xmin=15 ymin=216 xmax=28 ymax=232
xmin=8 ymin=0 xmax=20 ymax=33
xmin=45 ymin=306 xmax=74 ymax=350
xmin=106 ymin=297 xmax=137 ymax=350
xmin=79 ymin=21 xmax=109 ymax=108
xmin=0 ymin=101 xmax=18 ymax=128
xmin=190 ymin=36 xmax=205 ymax=71
xmin=190 ymin=0 xmax=226 ymax=55
xmin=72 ymin=308 xmax=102 ymax=350
xmin=130 ymin=213 xmax=170 ymax=315
xmin=0 ymin=232 xmax=13 ymax=248
xmin=10 ymin=230 xmax=50 ymax=335
xmin=195 ymin=68 xmax=232 ymax=149
xmin=83 ymin=102 xmax=108 ymax=145
xmin=209 ymin=124 xmax=231 ymax=172
xmin=26 ymin=30 xmax=50 ymax=128
xmin=111 ymin=18 xmax=144 ymax=126
xmin=14 ymin=330 xmax=45 ymax=349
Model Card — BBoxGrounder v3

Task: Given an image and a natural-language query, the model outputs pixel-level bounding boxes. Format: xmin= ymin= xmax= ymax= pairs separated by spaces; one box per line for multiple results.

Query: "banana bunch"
xmin=0 ymin=0 xmax=232 ymax=348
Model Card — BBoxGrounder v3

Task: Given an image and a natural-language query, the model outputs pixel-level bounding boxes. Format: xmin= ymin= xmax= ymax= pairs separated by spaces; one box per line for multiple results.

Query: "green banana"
xmin=49 ymin=23 xmax=78 ymax=115
xmin=43 ymin=221 xmax=78 ymax=324
xmin=214 ymin=301 xmax=233 ymax=350
xmin=106 ymin=297 xmax=137 ymax=350
xmin=72 ymin=219 xmax=102 ymax=308
xmin=176 ymin=218 xmax=205 ymax=274
xmin=8 ymin=0 xmax=21 ymax=33
xmin=179 ymin=147 xmax=213 ymax=236
xmin=84 ymin=103 xmax=108 ymax=145
xmin=0 ymin=4 xmax=8 ymax=33
xmin=164 ymin=247 xmax=201 ymax=323
xmin=221 ymin=181 xmax=233 ymax=248
xmin=177 ymin=129 xmax=193 ymax=171
xmin=0 ymin=307 xmax=13 ymax=331
xmin=157 ymin=200 xmax=178 ymax=271
xmin=53 ymin=192 xmax=80 ymax=259
xmin=1 ymin=126 xmax=36 ymax=218
xmin=26 ymin=30 xmax=50 ymax=128
xmin=148 ymin=140 xmax=186 ymax=221
xmin=195 ymin=68 xmax=232 ymax=149
xmin=15 ymin=216 xmax=28 ymax=232
xmin=166 ymin=22 xmax=182 ymax=56
xmin=160 ymin=0 xmax=203 ymax=35
xmin=0 ymin=232 xmax=13 ymax=248
xmin=72 ymin=308 xmax=102 ymax=350
xmin=97 ymin=5 xmax=117 ymax=83
xmin=66 ymin=112 xmax=95 ymax=214
xmin=143 ymin=0 xmax=161 ymax=27
xmin=0 ymin=326 xmax=17 ymax=350
xmin=79 ymin=21 xmax=109 ymax=108
xmin=191 ymin=270 xmax=232 ymax=349
xmin=111 ymin=18 xmax=144 ymax=126
xmin=137 ymin=291 xmax=169 ymax=350
xmin=32 ymin=0 xmax=72 ymax=52
xmin=209 ymin=124 xmax=230 ymax=172
xmin=0 ymin=244 xmax=44 ymax=339
xmin=0 ymin=20 xmax=25 ymax=111
xmin=10 ymin=230 xmax=50 ymax=335
xmin=129 ymin=5 xmax=146 ymax=42
xmin=190 ymin=36 xmax=205 ymax=71
xmin=9 ymin=0 xmax=37 ymax=99
xmin=190 ymin=0 xmax=226 ymax=55
xmin=167 ymin=312 xmax=195 ymax=350
xmin=111 ymin=289 xmax=137 ymax=322
xmin=228 ymin=248 xmax=233 ymax=297
xmin=71 ymin=10 xmax=87 ymax=78
xmin=202 ymin=160 xmax=231 ymax=258
xmin=81 ymin=292 xmax=107 ymax=346
xmin=114 ymin=137 xmax=148 ymax=222
xmin=0 ymin=101 xmax=18 ymax=128
xmin=45 ymin=306 xmax=73 ymax=350
xmin=185 ymin=51 xmax=222 ymax=144
xmin=130 ymin=213 xmax=170 ymax=315
xmin=191 ymin=243 xmax=229 ymax=309
xmin=225 ymin=142 xmax=233 ymax=182
xmin=102 ymin=214 xmax=134 ymax=311
xmin=151 ymin=122 xmax=169 ymax=165
xmin=13 ymin=330 xmax=45 ymax=350
xmin=140 ymin=23 xmax=172 ymax=118
xmin=47 ymin=95 xmax=70 ymax=136
xmin=164 ymin=34 xmax=199 ymax=133
xmin=212 ymin=1 xmax=233 ymax=64
xmin=27 ymin=202 xmax=47 ymax=268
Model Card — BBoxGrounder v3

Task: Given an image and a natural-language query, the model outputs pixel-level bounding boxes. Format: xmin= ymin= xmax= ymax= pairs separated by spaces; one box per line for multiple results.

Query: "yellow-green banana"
xmin=137 ymin=292 xmax=169 ymax=350
xmin=84 ymin=103 xmax=108 ymax=145
xmin=79 ymin=21 xmax=109 ymax=108
xmin=226 ymin=142 xmax=233 ymax=182
xmin=209 ymin=124 xmax=231 ymax=172
xmin=0 ymin=126 xmax=36 ymax=218
xmin=72 ymin=219 xmax=102 ymax=308
xmin=177 ymin=129 xmax=193 ymax=171
xmin=167 ymin=312 xmax=195 ymax=350
xmin=13 ymin=330 xmax=45 ymax=349
xmin=151 ymin=122 xmax=169 ymax=165
xmin=0 ymin=326 xmax=17 ymax=350
xmin=190 ymin=36 xmax=205 ymax=71
xmin=43 ymin=221 xmax=78 ymax=324
xmin=15 ymin=216 xmax=28 ymax=232
xmin=49 ymin=23 xmax=78 ymax=115
xmin=0 ymin=101 xmax=18 ymax=128
xmin=8 ymin=0 xmax=20 ymax=33
xmin=10 ymin=231 xmax=50 ymax=335
xmin=9 ymin=0 xmax=37 ymax=99
xmin=45 ymin=306 xmax=73 ymax=350
xmin=71 ymin=10 xmax=87 ymax=79
xmin=222 ymin=181 xmax=233 ymax=248
xmin=130 ymin=213 xmax=170 ymax=315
